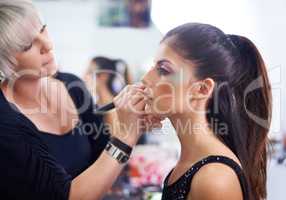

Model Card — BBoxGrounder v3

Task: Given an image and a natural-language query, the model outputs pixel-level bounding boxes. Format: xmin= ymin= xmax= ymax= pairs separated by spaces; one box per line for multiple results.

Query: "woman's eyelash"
xmin=156 ymin=65 xmax=171 ymax=76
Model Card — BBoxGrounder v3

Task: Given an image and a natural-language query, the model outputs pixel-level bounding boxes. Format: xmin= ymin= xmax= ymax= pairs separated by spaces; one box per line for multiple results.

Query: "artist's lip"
xmin=43 ymin=57 xmax=54 ymax=66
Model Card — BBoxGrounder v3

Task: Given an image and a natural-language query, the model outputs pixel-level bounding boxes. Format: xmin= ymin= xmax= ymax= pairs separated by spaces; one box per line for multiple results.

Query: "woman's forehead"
xmin=155 ymin=43 xmax=195 ymax=69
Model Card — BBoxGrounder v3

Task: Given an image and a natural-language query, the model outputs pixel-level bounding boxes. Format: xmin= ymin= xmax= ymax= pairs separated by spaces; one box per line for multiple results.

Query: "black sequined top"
xmin=162 ymin=155 xmax=250 ymax=200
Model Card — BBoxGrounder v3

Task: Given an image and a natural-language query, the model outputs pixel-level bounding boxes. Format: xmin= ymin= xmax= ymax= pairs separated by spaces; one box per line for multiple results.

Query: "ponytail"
xmin=227 ymin=35 xmax=271 ymax=199
xmin=210 ymin=35 xmax=271 ymax=200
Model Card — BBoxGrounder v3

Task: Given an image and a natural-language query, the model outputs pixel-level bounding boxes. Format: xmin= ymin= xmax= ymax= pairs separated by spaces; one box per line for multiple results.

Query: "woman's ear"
xmin=189 ymin=78 xmax=215 ymax=100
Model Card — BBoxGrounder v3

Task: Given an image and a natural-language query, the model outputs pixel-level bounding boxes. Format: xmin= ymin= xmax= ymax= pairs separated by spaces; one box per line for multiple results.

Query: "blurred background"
xmin=34 ymin=0 xmax=286 ymax=199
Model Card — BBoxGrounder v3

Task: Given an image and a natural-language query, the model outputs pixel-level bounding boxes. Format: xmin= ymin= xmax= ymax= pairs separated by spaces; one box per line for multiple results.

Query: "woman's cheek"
xmin=174 ymin=86 xmax=193 ymax=114
xmin=151 ymin=83 xmax=175 ymax=115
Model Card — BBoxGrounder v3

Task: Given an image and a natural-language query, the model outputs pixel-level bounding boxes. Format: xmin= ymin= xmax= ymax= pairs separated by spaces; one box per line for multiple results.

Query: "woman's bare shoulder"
xmin=187 ymin=162 xmax=243 ymax=200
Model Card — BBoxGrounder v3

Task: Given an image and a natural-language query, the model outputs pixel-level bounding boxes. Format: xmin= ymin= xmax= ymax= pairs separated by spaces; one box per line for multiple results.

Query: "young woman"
xmin=142 ymin=23 xmax=272 ymax=200
xmin=83 ymin=57 xmax=132 ymax=134
xmin=0 ymin=1 xmax=157 ymax=199
xmin=84 ymin=56 xmax=132 ymax=98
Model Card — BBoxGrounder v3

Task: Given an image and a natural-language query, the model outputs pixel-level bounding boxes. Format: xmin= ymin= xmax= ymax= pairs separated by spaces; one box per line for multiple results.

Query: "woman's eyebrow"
xmin=156 ymin=59 xmax=173 ymax=65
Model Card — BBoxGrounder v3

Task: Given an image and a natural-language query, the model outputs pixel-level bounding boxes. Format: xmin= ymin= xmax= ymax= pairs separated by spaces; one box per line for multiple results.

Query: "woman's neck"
xmin=169 ymin=112 xmax=218 ymax=164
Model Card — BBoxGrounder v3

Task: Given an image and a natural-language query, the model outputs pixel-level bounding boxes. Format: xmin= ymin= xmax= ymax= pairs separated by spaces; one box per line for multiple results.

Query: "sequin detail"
xmin=161 ymin=155 xmax=249 ymax=200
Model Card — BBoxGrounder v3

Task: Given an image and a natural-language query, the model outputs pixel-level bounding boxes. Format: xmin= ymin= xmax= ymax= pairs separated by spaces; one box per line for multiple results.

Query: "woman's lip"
xmin=153 ymin=116 xmax=166 ymax=122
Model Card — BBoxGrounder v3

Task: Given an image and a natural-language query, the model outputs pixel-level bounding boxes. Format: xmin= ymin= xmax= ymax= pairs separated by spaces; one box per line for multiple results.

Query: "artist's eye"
xmin=40 ymin=24 xmax=47 ymax=33
xmin=23 ymin=43 xmax=33 ymax=52
xmin=22 ymin=25 xmax=47 ymax=52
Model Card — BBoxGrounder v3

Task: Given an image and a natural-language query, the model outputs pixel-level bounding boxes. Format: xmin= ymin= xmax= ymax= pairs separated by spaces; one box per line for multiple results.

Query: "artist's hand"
xmin=113 ymin=83 xmax=155 ymax=146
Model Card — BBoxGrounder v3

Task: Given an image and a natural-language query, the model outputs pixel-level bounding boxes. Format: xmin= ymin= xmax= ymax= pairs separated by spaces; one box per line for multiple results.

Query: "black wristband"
xmin=109 ymin=137 xmax=133 ymax=155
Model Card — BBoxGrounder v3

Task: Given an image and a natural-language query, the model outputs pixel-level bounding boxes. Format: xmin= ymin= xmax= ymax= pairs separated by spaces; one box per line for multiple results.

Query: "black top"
xmin=162 ymin=155 xmax=250 ymax=200
xmin=0 ymin=72 xmax=110 ymax=200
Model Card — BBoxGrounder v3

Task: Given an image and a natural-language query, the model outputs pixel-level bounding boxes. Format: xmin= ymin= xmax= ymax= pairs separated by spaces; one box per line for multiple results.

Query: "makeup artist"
xmin=0 ymin=1 xmax=159 ymax=199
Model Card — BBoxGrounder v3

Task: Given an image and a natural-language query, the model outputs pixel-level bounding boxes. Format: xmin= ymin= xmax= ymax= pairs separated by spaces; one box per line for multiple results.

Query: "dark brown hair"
xmin=90 ymin=56 xmax=131 ymax=95
xmin=162 ymin=23 xmax=272 ymax=200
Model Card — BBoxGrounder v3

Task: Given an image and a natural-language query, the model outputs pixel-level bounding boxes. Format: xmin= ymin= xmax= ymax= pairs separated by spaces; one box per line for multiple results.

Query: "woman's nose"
xmin=141 ymin=68 xmax=158 ymax=87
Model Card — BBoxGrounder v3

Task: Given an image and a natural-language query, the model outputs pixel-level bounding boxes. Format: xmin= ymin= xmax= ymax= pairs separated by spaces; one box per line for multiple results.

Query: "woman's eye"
xmin=156 ymin=63 xmax=173 ymax=76
xmin=156 ymin=67 xmax=171 ymax=76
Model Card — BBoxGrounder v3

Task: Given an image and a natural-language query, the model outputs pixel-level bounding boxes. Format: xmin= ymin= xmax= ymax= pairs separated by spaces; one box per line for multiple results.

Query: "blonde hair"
xmin=0 ymin=0 xmax=42 ymax=80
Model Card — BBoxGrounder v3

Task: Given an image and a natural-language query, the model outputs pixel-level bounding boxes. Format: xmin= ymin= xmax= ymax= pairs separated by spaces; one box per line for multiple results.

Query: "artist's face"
xmin=14 ymin=24 xmax=57 ymax=79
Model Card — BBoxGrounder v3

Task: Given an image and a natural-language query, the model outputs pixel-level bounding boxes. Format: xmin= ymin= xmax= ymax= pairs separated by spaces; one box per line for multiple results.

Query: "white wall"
xmin=34 ymin=0 xmax=162 ymax=79
xmin=250 ymin=0 xmax=286 ymax=139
